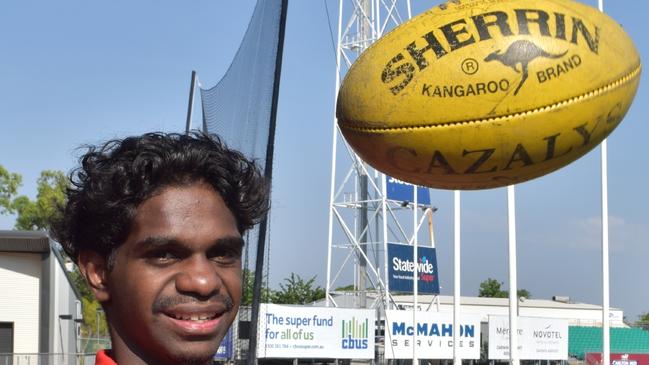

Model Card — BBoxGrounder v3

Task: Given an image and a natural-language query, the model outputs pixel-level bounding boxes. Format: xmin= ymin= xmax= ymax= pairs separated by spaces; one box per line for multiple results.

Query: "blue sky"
xmin=1 ymin=1 xmax=647 ymax=321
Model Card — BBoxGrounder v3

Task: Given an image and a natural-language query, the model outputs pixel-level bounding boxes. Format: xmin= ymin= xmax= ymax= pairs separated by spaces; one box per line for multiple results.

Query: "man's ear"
xmin=77 ymin=249 xmax=111 ymax=303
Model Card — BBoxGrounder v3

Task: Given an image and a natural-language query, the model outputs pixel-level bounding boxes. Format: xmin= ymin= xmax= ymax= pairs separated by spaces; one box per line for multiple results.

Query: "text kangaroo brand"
xmin=381 ymin=8 xmax=599 ymax=95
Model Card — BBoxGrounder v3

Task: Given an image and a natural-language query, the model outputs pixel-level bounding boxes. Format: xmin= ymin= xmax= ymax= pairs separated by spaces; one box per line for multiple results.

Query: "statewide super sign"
xmin=386 ymin=176 xmax=431 ymax=205
xmin=388 ymin=243 xmax=439 ymax=294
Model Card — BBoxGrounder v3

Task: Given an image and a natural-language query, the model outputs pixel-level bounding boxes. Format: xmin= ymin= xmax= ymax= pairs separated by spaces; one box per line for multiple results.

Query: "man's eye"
xmin=150 ymin=251 xmax=177 ymax=262
xmin=210 ymin=250 xmax=240 ymax=264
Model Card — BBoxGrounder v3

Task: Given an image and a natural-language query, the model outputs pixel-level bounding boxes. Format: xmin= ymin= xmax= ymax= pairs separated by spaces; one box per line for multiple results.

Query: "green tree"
xmin=641 ymin=312 xmax=649 ymax=322
xmin=479 ymin=278 xmax=508 ymax=298
xmin=478 ymin=278 xmax=531 ymax=299
xmin=81 ymin=297 xmax=109 ymax=338
xmin=13 ymin=170 xmax=68 ymax=230
xmin=517 ymin=288 xmax=532 ymax=299
xmin=272 ymin=273 xmax=326 ymax=305
xmin=335 ymin=284 xmax=356 ymax=291
xmin=0 ymin=165 xmax=22 ymax=215
xmin=241 ymin=269 xmax=273 ymax=305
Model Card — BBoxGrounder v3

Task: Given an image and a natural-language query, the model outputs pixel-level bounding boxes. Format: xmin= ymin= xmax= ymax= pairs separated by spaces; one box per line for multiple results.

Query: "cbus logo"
xmin=341 ymin=318 xmax=369 ymax=350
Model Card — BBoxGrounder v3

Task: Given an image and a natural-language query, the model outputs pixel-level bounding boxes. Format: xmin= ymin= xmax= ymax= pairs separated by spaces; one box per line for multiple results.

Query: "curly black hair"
xmin=51 ymin=132 xmax=269 ymax=266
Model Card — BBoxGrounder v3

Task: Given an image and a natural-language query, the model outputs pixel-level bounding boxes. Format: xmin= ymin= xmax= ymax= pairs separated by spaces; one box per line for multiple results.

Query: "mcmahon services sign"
xmin=385 ymin=310 xmax=481 ymax=359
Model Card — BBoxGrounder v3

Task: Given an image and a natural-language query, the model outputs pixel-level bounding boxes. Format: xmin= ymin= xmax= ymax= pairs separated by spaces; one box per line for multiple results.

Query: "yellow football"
xmin=337 ymin=0 xmax=641 ymax=190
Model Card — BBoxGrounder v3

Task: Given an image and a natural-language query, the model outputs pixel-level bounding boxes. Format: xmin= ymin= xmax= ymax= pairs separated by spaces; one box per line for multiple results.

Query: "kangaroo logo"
xmin=484 ymin=40 xmax=567 ymax=95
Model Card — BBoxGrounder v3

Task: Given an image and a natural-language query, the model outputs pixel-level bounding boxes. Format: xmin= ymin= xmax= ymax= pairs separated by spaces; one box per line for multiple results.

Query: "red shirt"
xmin=95 ymin=350 xmax=117 ymax=365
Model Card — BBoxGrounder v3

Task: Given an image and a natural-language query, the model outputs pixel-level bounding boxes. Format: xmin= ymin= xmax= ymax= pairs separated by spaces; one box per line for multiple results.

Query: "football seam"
xmin=340 ymin=64 xmax=641 ymax=134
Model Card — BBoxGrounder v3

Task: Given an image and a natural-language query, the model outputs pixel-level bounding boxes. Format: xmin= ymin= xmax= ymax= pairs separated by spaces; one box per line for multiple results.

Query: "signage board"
xmin=388 ymin=243 xmax=439 ymax=294
xmin=587 ymin=353 xmax=649 ymax=365
xmin=488 ymin=316 xmax=568 ymax=360
xmin=385 ymin=310 xmax=481 ymax=359
xmin=257 ymin=304 xmax=375 ymax=359
xmin=386 ymin=176 xmax=431 ymax=205
xmin=213 ymin=327 xmax=233 ymax=360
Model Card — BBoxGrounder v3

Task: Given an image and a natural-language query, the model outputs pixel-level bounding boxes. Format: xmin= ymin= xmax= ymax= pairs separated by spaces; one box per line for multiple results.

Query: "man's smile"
xmin=157 ymin=300 xmax=233 ymax=334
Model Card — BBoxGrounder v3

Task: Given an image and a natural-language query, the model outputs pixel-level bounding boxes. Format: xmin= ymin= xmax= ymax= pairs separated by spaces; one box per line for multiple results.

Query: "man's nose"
xmin=175 ymin=255 xmax=222 ymax=298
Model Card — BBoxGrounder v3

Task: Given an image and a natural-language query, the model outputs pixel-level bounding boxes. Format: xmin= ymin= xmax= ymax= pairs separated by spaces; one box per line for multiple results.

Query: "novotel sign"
xmin=388 ymin=243 xmax=440 ymax=294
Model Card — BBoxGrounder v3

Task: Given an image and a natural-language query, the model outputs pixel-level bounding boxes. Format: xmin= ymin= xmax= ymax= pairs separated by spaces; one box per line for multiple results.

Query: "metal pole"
xmin=453 ymin=190 xmax=461 ymax=364
xmin=185 ymin=70 xmax=197 ymax=134
xmin=325 ymin=0 xmax=345 ymax=307
xmin=247 ymin=2 xmax=288 ymax=364
xmin=356 ymin=0 xmax=372 ymax=311
xmin=597 ymin=0 xmax=610 ymax=360
xmin=359 ymin=172 xmax=369 ymax=308
xmin=382 ymin=174 xmax=390 ymax=309
xmin=507 ymin=185 xmax=519 ymax=365
xmin=413 ymin=185 xmax=418 ymax=364
xmin=597 ymin=5 xmax=610 ymax=363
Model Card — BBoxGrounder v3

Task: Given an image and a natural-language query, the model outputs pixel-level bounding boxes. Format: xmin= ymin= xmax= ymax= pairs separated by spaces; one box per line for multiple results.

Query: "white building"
xmin=392 ymin=295 xmax=626 ymax=328
xmin=0 ymin=230 xmax=83 ymax=363
xmin=319 ymin=294 xmax=625 ymax=328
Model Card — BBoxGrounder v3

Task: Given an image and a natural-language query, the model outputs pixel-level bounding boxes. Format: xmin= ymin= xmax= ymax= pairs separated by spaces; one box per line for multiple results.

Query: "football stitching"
xmin=340 ymin=65 xmax=642 ymax=134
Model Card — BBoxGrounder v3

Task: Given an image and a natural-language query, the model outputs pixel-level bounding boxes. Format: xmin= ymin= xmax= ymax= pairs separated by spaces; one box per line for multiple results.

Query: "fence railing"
xmin=0 ymin=353 xmax=95 ymax=365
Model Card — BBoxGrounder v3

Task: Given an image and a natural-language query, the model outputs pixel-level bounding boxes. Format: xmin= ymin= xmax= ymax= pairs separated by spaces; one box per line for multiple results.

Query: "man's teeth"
xmin=171 ymin=313 xmax=217 ymax=321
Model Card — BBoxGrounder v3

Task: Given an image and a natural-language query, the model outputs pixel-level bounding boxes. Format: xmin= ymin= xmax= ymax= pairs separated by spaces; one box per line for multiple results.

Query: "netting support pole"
xmin=185 ymin=70 xmax=197 ymax=134
xmin=601 ymin=139 xmax=610 ymax=365
xmin=598 ymin=0 xmax=610 ymax=362
xmin=507 ymin=185 xmax=519 ymax=365
xmin=247 ymin=1 xmax=288 ymax=365
xmin=453 ymin=190 xmax=461 ymax=365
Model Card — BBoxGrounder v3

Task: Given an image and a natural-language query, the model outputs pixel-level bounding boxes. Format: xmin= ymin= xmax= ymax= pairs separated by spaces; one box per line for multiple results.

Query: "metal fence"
xmin=0 ymin=353 xmax=95 ymax=365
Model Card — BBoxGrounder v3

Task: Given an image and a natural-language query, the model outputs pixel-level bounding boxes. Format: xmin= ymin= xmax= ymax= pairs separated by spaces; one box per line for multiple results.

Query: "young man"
xmin=52 ymin=132 xmax=269 ymax=365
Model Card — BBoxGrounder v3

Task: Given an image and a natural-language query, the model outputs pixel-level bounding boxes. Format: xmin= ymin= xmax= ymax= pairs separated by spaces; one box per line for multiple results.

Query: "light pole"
xmin=96 ymin=308 xmax=104 ymax=339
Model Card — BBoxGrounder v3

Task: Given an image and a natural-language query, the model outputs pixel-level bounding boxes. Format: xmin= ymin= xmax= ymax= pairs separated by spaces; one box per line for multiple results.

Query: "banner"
xmin=385 ymin=310 xmax=481 ymax=359
xmin=257 ymin=304 xmax=375 ymax=359
xmin=386 ymin=176 xmax=430 ymax=205
xmin=488 ymin=316 xmax=568 ymax=360
xmin=213 ymin=327 xmax=233 ymax=360
xmin=388 ymin=243 xmax=440 ymax=294
xmin=587 ymin=353 xmax=649 ymax=365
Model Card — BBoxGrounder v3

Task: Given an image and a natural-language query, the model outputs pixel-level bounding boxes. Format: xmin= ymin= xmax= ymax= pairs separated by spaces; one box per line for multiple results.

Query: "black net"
xmin=198 ymin=0 xmax=287 ymax=362
xmin=200 ymin=0 xmax=284 ymax=168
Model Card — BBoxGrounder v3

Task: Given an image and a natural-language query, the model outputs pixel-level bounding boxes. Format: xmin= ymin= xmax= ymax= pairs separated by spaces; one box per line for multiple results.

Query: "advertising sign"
xmin=213 ymin=327 xmax=233 ymax=360
xmin=257 ymin=304 xmax=375 ymax=359
xmin=488 ymin=316 xmax=568 ymax=360
xmin=385 ymin=310 xmax=481 ymax=359
xmin=587 ymin=353 xmax=649 ymax=365
xmin=386 ymin=176 xmax=431 ymax=205
xmin=388 ymin=243 xmax=439 ymax=294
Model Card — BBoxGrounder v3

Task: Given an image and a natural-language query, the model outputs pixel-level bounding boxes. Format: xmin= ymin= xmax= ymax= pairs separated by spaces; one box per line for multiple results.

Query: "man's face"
xmin=103 ymin=182 xmax=242 ymax=364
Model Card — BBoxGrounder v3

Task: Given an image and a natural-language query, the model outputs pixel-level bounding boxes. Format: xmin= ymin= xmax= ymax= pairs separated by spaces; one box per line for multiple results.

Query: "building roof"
xmin=0 ymin=230 xmax=82 ymax=301
xmin=316 ymin=293 xmax=620 ymax=312
xmin=393 ymin=294 xmax=621 ymax=311
xmin=0 ymin=230 xmax=50 ymax=253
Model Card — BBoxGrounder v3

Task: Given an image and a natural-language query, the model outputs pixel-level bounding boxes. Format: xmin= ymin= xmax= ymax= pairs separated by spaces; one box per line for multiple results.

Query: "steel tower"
xmin=325 ymin=0 xmax=437 ymax=314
